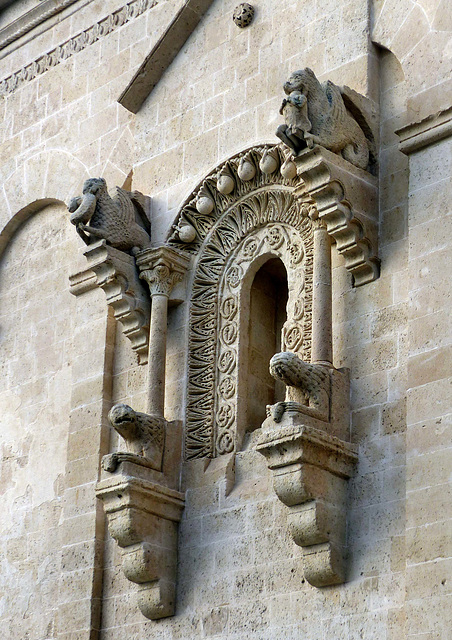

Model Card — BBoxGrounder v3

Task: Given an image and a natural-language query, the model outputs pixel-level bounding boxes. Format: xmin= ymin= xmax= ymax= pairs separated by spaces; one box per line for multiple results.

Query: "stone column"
xmin=312 ymin=223 xmax=332 ymax=366
xmin=136 ymin=247 xmax=189 ymax=418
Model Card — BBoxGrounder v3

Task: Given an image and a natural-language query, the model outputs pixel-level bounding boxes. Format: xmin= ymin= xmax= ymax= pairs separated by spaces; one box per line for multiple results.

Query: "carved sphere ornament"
xmin=233 ymin=3 xmax=254 ymax=28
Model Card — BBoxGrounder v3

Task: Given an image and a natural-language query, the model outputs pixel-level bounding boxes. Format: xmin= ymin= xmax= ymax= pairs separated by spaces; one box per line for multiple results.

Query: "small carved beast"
xmin=68 ymin=177 xmax=151 ymax=254
xmin=269 ymin=351 xmax=330 ymax=422
xmin=107 ymin=403 xmax=165 ymax=471
xmin=276 ymin=68 xmax=369 ymax=170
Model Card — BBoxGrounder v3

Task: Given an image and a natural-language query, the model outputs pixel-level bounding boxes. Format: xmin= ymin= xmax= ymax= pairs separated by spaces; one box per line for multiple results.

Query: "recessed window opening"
xmin=247 ymin=257 xmax=288 ymax=432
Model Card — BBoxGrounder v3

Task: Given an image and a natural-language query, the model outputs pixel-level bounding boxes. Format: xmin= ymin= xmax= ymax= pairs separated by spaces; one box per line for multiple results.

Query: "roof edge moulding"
xmin=0 ymin=0 xmax=81 ymax=52
xmin=118 ymin=0 xmax=215 ymax=114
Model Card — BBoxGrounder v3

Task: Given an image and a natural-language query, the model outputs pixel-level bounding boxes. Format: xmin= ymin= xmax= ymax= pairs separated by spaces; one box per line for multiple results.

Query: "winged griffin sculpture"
xmin=276 ymin=67 xmax=370 ymax=170
xmin=68 ymin=177 xmax=151 ymax=254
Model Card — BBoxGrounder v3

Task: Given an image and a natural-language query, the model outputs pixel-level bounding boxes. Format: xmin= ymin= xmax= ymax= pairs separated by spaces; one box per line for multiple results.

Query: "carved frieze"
xmin=214 ymin=223 xmax=313 ymax=456
xmin=0 ymin=0 xmax=158 ymax=97
xmin=168 ymin=144 xmax=315 ymax=459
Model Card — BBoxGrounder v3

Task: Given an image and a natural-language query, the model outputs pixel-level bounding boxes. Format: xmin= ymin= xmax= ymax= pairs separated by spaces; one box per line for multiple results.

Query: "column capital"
xmin=136 ymin=246 xmax=190 ymax=297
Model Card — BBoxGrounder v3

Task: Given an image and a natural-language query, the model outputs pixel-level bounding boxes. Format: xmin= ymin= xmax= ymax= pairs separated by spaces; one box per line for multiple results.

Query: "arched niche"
xmin=167 ymin=144 xmax=315 ymax=459
xmin=245 ymin=256 xmax=288 ymax=435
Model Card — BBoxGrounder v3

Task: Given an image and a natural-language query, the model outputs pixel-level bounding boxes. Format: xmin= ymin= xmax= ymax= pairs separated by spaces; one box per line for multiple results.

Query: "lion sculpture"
xmin=276 ymin=68 xmax=369 ymax=170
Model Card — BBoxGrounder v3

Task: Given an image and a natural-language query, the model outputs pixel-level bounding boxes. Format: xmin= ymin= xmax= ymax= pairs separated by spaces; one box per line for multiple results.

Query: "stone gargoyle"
xmin=68 ymin=177 xmax=151 ymax=254
xmin=102 ymin=403 xmax=166 ymax=472
xmin=268 ymin=351 xmax=330 ymax=422
xmin=276 ymin=68 xmax=369 ymax=170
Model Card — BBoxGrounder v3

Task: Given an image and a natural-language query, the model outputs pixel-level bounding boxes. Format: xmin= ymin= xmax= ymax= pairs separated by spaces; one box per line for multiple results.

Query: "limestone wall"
xmin=0 ymin=1 xmax=450 ymax=639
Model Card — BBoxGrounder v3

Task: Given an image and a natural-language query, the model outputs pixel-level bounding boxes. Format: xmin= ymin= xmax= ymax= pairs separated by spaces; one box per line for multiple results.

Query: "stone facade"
xmin=0 ymin=1 xmax=451 ymax=639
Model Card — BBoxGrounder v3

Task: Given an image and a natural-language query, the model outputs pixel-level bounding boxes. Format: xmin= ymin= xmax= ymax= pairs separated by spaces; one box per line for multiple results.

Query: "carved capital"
xmin=294 ymin=146 xmax=379 ymax=286
xmin=96 ymin=468 xmax=185 ymax=619
xmin=70 ymin=239 xmax=150 ymax=364
xmin=136 ymin=246 xmax=190 ymax=298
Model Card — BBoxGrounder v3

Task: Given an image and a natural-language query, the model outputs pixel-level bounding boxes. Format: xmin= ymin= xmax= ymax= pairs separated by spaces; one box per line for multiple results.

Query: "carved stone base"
xmin=256 ymin=419 xmax=358 ymax=587
xmin=96 ymin=462 xmax=184 ymax=619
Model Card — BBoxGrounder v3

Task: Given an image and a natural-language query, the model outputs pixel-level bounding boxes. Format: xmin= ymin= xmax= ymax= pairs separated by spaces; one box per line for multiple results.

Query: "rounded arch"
xmin=0 ymin=150 xmax=89 ymax=257
xmin=372 ymin=2 xmax=451 ymax=100
xmin=167 ymin=144 xmax=315 ymax=459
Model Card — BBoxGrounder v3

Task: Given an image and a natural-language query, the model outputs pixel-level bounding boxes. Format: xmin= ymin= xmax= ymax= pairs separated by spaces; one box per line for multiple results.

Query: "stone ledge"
xmin=397 ymin=106 xmax=452 ymax=155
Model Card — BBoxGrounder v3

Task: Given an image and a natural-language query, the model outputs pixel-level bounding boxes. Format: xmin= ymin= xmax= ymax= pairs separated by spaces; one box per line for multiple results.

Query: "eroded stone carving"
xmin=94 ymin=248 xmax=188 ymax=620
xmin=257 ymin=350 xmax=357 ymax=586
xmin=103 ymin=404 xmax=166 ymax=472
xmin=233 ymin=3 xmax=254 ymax=28
xmin=269 ymin=352 xmax=330 ymax=422
xmin=69 ymin=178 xmax=151 ymax=253
xmin=276 ymin=68 xmax=370 ymax=170
xmin=97 ymin=409 xmax=185 ymax=619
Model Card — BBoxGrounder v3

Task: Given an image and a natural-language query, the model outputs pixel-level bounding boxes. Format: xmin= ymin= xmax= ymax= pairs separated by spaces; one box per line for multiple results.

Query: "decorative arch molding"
xmin=168 ymin=142 xmax=378 ymax=459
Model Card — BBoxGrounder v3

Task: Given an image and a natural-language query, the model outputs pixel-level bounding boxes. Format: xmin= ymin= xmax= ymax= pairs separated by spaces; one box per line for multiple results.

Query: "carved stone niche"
xmin=256 ymin=353 xmax=358 ymax=587
xmin=96 ymin=418 xmax=184 ymax=620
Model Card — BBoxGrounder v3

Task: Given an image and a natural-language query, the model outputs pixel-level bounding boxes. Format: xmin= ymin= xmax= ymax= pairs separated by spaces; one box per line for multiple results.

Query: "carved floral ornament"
xmin=167 ymin=141 xmax=379 ymax=460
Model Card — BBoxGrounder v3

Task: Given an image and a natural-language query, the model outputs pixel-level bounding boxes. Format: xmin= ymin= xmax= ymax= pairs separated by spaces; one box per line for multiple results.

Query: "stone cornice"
xmin=0 ymin=0 xmax=80 ymax=52
xmin=0 ymin=0 xmax=158 ymax=97
xmin=397 ymin=106 xmax=452 ymax=155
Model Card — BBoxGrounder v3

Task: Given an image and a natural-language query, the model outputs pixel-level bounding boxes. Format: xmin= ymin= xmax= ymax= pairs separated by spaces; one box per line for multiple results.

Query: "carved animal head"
xmin=283 ymin=68 xmax=317 ymax=96
xmin=82 ymin=177 xmax=107 ymax=196
xmin=108 ymin=403 xmax=137 ymax=439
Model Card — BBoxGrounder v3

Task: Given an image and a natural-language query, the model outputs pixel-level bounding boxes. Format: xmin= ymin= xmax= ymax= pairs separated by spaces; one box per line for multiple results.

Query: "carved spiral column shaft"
xmin=312 ymin=225 xmax=332 ymax=366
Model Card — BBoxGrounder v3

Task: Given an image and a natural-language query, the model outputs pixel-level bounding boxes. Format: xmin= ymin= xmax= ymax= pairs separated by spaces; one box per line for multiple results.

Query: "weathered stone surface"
xmin=0 ymin=0 xmax=451 ymax=638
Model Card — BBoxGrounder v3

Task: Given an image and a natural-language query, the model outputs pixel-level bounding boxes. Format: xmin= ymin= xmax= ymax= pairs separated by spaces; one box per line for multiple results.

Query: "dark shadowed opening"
xmin=247 ymin=257 xmax=288 ymax=431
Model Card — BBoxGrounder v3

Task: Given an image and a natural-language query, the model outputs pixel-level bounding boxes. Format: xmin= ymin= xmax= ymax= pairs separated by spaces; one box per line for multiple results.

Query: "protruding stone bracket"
xmin=256 ymin=420 xmax=358 ymax=587
xmin=293 ymin=146 xmax=379 ymax=286
xmin=96 ymin=417 xmax=184 ymax=620
xmin=76 ymin=239 xmax=151 ymax=364
xmin=96 ymin=462 xmax=185 ymax=619
xmin=257 ymin=358 xmax=357 ymax=587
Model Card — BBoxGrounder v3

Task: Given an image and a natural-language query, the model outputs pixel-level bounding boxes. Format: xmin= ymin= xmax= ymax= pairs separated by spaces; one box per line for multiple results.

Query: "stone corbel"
xmin=96 ymin=245 xmax=190 ymax=620
xmin=96 ymin=421 xmax=185 ymax=620
xmin=81 ymin=240 xmax=150 ymax=363
xmin=256 ymin=353 xmax=358 ymax=586
xmin=256 ymin=417 xmax=357 ymax=587
xmin=294 ymin=146 xmax=379 ymax=287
